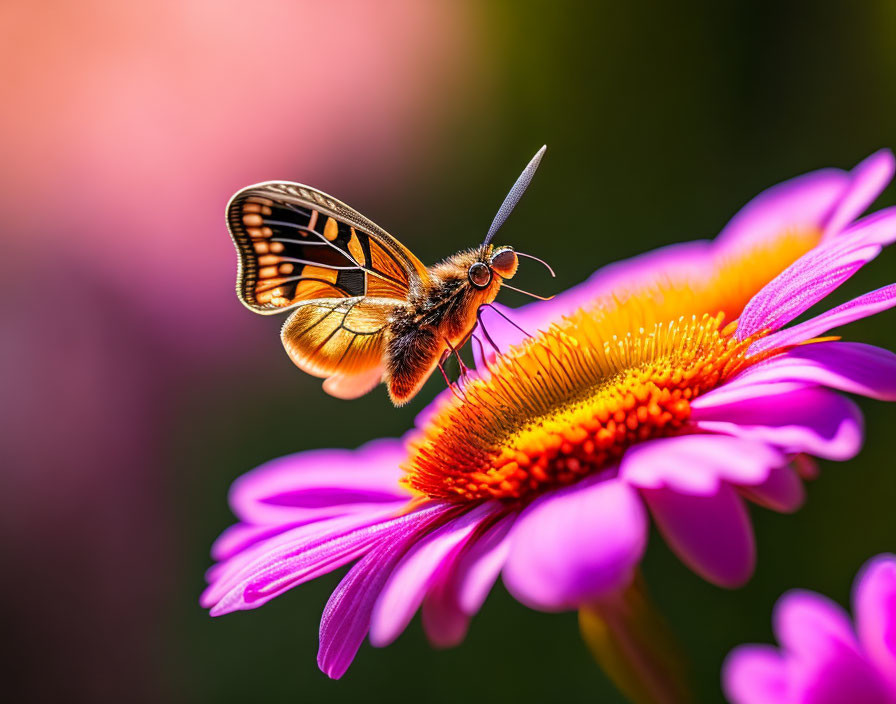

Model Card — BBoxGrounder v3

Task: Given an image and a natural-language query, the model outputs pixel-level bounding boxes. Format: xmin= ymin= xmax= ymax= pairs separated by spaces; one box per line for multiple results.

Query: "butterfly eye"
xmin=468 ymin=262 xmax=492 ymax=289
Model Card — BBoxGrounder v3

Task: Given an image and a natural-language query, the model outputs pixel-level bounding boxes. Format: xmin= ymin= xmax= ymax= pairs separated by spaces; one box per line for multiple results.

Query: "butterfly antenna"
xmin=483 ymin=145 xmax=547 ymax=246
xmin=515 ymin=250 xmax=556 ymax=277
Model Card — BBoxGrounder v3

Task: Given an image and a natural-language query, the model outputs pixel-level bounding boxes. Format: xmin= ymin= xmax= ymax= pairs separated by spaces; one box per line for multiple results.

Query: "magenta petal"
xmin=421 ymin=513 xmax=515 ymax=648
xmin=420 ymin=586 xmax=468 ymax=649
xmin=317 ymin=504 xmax=452 ymax=679
xmin=824 ymin=149 xmax=896 ymax=237
xmin=774 ymin=590 xmax=859 ymax=659
xmin=454 ymin=514 xmax=515 ymax=614
xmin=502 ymin=478 xmax=647 ymax=611
xmin=727 ymin=342 xmax=896 ymax=402
xmin=722 ymin=645 xmax=792 ymax=704
xmin=799 ymin=652 xmax=895 ymax=704
xmin=211 ymin=520 xmax=313 ymax=561
xmin=690 ymin=380 xmax=808 ymax=409
xmin=207 ymin=504 xmax=435 ymax=616
xmin=642 ymin=483 xmax=755 ymax=588
xmin=777 ymin=589 xmax=896 ymax=704
xmin=715 ymin=167 xmax=848 ymax=254
xmin=620 ymin=434 xmax=785 ymax=494
xmin=318 ymin=547 xmax=395 ymax=679
xmin=751 ymin=284 xmax=896 ymax=354
xmin=693 ymin=387 xmax=864 ymax=461
xmin=368 ymin=504 xmax=495 ymax=647
xmin=693 ymin=375 xmax=855 ymax=414
xmin=853 ymin=554 xmax=896 ymax=693
xmin=833 ymin=205 xmax=896 ymax=249
xmin=738 ymin=464 xmax=805 ymax=514
xmin=202 ymin=509 xmax=399 ymax=611
xmin=229 ymin=438 xmax=410 ymax=525
xmin=737 ymin=209 xmax=896 ymax=339
xmin=725 ymin=571 xmax=896 ymax=704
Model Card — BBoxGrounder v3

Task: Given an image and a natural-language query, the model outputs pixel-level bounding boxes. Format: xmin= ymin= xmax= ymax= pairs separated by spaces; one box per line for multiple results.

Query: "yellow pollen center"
xmin=403 ymin=311 xmax=769 ymax=503
xmin=403 ymin=228 xmax=824 ymax=504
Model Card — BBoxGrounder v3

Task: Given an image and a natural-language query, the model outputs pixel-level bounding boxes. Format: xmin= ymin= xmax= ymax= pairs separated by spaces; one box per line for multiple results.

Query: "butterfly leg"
xmin=437 ymin=353 xmax=466 ymax=403
xmin=470 ymin=333 xmax=490 ymax=372
xmin=444 ymin=339 xmax=469 ymax=377
xmin=481 ymin=302 xmax=533 ymax=337
xmin=475 ymin=306 xmax=502 ymax=355
xmin=480 ymin=304 xmax=573 ymax=381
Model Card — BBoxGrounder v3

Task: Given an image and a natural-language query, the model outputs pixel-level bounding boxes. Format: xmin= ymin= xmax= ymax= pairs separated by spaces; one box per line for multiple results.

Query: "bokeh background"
xmin=3 ymin=1 xmax=895 ymax=702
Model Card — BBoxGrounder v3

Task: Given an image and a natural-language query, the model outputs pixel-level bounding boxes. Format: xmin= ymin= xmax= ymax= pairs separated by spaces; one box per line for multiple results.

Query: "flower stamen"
xmin=404 ymin=310 xmax=767 ymax=503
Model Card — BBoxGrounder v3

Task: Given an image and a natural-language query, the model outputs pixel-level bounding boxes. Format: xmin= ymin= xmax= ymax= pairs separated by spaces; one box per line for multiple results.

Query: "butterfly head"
xmin=468 ymin=246 xmax=518 ymax=290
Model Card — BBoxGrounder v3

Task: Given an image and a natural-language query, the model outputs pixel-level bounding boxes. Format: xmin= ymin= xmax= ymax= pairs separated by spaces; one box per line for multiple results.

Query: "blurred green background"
xmin=4 ymin=1 xmax=895 ymax=702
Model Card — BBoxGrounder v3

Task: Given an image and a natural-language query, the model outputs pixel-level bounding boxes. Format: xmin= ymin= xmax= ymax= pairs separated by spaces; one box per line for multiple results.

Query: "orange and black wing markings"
xmin=227 ymin=182 xmax=428 ymax=314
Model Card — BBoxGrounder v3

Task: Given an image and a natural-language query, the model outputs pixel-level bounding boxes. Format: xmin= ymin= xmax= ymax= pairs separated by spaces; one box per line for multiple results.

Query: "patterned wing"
xmin=227 ymin=181 xmax=429 ymax=315
xmin=280 ymin=296 xmax=401 ymax=399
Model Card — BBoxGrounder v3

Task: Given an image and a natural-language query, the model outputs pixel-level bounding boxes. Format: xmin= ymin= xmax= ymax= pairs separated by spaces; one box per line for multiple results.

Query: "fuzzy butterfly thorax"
xmin=380 ymin=245 xmax=517 ymax=405
xmin=414 ymin=247 xmax=509 ymax=330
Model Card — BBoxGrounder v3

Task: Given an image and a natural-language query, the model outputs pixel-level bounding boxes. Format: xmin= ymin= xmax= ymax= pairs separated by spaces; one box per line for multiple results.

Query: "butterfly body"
xmin=227 ymin=147 xmax=546 ymax=406
xmin=383 ymin=246 xmax=518 ymax=403
xmin=228 ymin=183 xmax=520 ymax=406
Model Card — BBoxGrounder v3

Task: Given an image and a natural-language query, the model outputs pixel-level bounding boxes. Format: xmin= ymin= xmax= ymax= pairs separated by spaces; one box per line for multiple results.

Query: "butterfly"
xmin=226 ymin=146 xmax=553 ymax=406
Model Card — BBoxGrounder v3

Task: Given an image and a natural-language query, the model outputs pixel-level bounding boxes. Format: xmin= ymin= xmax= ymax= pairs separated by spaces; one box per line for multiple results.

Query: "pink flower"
xmin=203 ymin=150 xmax=896 ymax=678
xmin=723 ymin=554 xmax=896 ymax=704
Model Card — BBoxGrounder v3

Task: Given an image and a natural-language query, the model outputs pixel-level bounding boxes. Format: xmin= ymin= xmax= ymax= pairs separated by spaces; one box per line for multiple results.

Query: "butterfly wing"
xmin=280 ymin=296 xmax=401 ymax=398
xmin=226 ymin=181 xmax=429 ymax=314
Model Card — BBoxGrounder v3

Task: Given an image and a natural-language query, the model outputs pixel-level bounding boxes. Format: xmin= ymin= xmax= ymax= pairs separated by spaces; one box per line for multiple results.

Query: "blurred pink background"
xmin=1 ymin=2 xmax=480 ymax=699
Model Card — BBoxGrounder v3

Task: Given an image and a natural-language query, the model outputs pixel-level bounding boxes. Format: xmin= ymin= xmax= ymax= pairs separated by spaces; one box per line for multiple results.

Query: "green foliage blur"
xmin=174 ymin=3 xmax=895 ymax=702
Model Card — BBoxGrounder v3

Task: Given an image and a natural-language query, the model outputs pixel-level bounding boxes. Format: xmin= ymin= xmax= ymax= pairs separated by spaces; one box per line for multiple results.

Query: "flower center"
xmin=403 ymin=310 xmax=769 ymax=503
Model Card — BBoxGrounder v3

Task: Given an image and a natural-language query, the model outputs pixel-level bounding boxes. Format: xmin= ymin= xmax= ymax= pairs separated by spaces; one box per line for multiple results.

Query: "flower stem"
xmin=579 ymin=575 xmax=691 ymax=704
